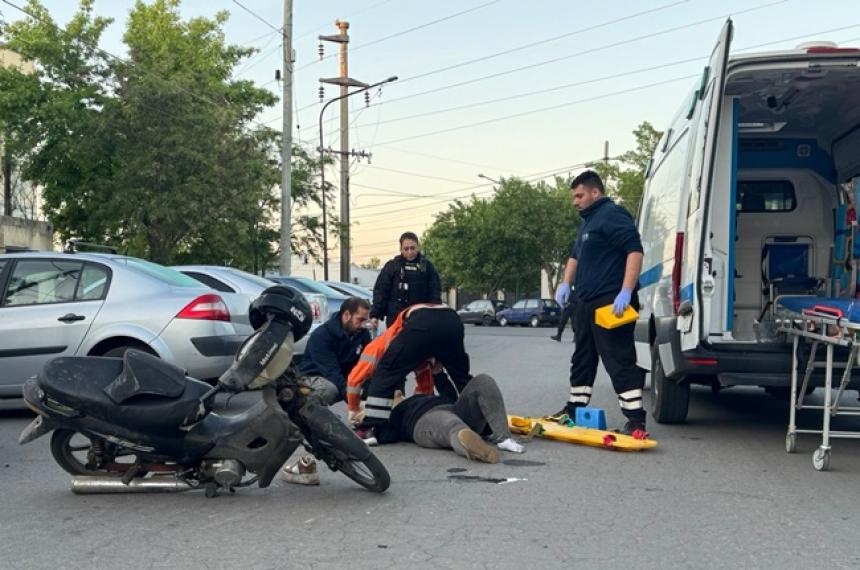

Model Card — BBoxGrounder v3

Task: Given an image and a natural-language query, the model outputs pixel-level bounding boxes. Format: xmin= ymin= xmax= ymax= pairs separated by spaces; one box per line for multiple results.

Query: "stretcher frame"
xmin=777 ymin=306 xmax=860 ymax=471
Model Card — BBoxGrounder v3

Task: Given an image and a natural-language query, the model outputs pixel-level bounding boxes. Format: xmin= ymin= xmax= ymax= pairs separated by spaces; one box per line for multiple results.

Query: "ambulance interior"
xmin=716 ymin=54 xmax=860 ymax=342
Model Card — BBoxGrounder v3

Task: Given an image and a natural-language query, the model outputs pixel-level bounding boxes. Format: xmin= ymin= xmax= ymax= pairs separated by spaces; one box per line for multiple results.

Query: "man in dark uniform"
xmin=553 ymin=170 xmax=647 ymax=436
xmin=550 ymin=293 xmax=577 ymax=342
xmin=370 ymin=232 xmax=442 ymax=328
xmin=296 ymin=296 xmax=373 ymax=405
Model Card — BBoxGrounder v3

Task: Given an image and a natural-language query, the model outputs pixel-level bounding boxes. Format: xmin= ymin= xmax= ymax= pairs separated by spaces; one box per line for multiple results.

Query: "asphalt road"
xmin=2 ymin=325 xmax=860 ymax=569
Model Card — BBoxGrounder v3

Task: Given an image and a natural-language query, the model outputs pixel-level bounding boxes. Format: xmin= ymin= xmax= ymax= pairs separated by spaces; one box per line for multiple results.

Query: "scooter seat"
xmin=38 ymin=351 xmax=213 ymax=431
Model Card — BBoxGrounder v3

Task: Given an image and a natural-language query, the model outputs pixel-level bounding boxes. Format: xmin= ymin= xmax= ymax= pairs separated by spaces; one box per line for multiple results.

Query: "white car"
xmin=173 ymin=265 xmax=326 ymax=357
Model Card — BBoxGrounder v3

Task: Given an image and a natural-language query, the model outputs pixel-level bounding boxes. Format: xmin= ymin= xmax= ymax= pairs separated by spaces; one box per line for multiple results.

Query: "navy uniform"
xmin=566 ymin=197 xmax=646 ymax=428
xmin=371 ymin=253 xmax=442 ymax=325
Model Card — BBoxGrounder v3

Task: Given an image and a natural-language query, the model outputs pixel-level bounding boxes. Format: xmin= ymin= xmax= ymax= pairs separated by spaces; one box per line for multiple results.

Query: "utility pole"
xmin=2 ymin=151 xmax=11 ymax=217
xmin=278 ymin=0 xmax=294 ymax=276
xmin=336 ymin=20 xmax=351 ymax=284
xmin=603 ymin=140 xmax=610 ymax=163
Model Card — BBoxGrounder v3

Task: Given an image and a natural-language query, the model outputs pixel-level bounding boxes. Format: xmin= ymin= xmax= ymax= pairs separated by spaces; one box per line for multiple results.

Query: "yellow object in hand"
xmin=594 ymin=304 xmax=638 ymax=329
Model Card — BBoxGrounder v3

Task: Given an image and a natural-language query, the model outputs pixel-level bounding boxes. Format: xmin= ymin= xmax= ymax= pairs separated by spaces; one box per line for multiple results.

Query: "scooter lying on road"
xmin=18 ymin=286 xmax=390 ymax=497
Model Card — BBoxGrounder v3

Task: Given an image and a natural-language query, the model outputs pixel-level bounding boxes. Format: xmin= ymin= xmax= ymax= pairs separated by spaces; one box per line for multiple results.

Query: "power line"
xmin=296 ymin=0 xmax=504 ymax=72
xmin=293 ymin=0 xmax=395 ymax=42
xmin=352 ymin=157 xmax=608 ymax=224
xmin=360 ymin=165 xmax=477 ymax=185
xmin=351 ymin=21 xmax=860 ymax=131
xmin=345 ymin=0 xmax=786 ymax=115
xmin=230 ymin=0 xmax=282 ymax=35
xmin=397 ymin=0 xmax=690 ymax=87
xmin=373 ymin=74 xmax=698 ymax=147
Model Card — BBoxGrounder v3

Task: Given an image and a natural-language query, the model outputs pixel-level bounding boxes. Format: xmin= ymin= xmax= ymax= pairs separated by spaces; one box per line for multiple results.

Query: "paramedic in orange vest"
xmin=357 ymin=303 xmax=472 ymax=434
xmin=554 ymin=170 xmax=647 ymax=437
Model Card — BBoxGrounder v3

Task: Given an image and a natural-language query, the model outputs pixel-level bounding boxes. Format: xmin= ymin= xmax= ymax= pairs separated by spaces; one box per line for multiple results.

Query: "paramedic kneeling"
xmin=554 ymin=170 xmax=647 ymax=436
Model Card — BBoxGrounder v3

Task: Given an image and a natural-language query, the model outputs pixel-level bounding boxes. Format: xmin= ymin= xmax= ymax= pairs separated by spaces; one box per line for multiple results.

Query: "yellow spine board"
xmin=508 ymin=416 xmax=657 ymax=452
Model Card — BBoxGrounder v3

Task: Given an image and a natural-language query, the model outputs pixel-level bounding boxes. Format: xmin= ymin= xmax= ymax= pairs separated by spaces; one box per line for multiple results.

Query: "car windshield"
xmin=120 ymin=258 xmax=204 ymax=288
xmin=225 ymin=268 xmax=275 ymax=290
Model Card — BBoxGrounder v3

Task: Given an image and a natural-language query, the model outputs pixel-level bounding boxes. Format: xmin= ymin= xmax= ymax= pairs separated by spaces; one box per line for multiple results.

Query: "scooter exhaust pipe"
xmin=71 ymin=476 xmax=194 ymax=494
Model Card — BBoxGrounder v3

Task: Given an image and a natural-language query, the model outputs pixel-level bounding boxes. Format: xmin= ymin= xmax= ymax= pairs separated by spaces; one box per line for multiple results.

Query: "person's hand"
xmin=348 ymin=408 xmax=366 ymax=426
xmin=612 ymin=288 xmax=633 ymax=317
xmin=369 ymin=318 xmax=379 ymax=330
xmin=555 ymin=282 xmax=571 ymax=306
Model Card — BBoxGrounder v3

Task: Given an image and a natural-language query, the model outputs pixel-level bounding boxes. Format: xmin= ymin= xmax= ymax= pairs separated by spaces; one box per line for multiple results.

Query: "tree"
xmin=422 ymin=176 xmax=580 ymax=299
xmin=360 ymin=257 xmax=381 ymax=270
xmin=0 ymin=0 xmax=330 ymax=270
xmin=590 ymin=121 xmax=662 ymax=217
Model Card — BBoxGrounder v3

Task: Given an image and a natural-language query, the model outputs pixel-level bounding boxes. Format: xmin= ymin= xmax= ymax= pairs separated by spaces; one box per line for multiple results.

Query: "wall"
xmin=0 ymin=215 xmax=54 ymax=252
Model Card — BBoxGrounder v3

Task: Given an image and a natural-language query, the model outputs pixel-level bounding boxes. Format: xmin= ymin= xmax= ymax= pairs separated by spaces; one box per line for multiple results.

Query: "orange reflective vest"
xmin=346 ymin=306 xmax=436 ymax=412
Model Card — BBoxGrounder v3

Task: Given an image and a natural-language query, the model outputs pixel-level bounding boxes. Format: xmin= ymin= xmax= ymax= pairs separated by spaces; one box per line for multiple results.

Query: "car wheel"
xmin=102 ymin=344 xmax=156 ymax=359
xmin=650 ymin=345 xmax=690 ymax=424
xmin=529 ymin=316 xmax=540 ymax=328
xmin=481 ymin=315 xmax=492 ymax=327
xmin=499 ymin=316 xmax=508 ymax=327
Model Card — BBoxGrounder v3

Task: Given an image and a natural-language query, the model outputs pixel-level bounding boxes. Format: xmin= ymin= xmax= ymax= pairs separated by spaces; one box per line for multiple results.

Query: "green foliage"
xmin=423 ymin=177 xmax=580 ymax=298
xmin=0 ymin=0 xmax=328 ymax=271
xmin=590 ymin=121 xmax=662 ymax=218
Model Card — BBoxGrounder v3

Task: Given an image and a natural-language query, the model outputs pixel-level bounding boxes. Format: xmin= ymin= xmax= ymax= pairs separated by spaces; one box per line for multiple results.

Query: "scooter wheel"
xmin=50 ymin=430 xmax=117 ymax=476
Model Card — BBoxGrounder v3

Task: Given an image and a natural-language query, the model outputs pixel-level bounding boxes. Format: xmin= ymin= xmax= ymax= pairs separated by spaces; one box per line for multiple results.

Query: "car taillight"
xmin=309 ymin=301 xmax=322 ymax=322
xmin=176 ymin=294 xmax=230 ymax=322
xmin=672 ymin=232 xmax=684 ymax=316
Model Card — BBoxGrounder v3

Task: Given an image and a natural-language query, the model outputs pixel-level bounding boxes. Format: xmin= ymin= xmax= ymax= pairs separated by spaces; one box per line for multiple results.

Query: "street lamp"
xmin=317 ymin=75 xmax=398 ymax=280
xmin=477 ymin=173 xmax=500 ymax=184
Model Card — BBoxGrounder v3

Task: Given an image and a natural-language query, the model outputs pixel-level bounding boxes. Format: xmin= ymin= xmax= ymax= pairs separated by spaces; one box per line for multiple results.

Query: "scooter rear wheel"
xmin=50 ymin=430 xmax=121 ymax=476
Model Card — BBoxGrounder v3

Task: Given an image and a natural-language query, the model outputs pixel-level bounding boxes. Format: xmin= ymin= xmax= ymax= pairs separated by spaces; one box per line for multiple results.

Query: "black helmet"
xmin=249 ymin=285 xmax=313 ymax=341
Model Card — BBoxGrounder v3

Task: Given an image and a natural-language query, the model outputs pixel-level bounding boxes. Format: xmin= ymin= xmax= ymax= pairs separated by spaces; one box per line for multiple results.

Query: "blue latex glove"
xmin=555 ymin=282 xmax=571 ymax=306
xmin=612 ymin=288 xmax=633 ymax=317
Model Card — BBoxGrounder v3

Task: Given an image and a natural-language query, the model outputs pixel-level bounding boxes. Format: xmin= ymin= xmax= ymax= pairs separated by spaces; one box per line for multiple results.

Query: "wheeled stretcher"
xmin=776 ymin=297 xmax=860 ymax=471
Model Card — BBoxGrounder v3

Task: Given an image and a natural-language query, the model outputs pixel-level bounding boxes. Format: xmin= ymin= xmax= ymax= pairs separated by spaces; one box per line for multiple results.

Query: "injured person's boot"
xmin=455 ymin=428 xmax=501 ymax=463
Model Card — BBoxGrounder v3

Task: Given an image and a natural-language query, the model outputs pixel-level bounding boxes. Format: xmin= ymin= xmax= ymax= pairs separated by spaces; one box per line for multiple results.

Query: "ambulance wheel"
xmin=499 ymin=316 xmax=508 ymax=327
xmin=813 ymin=447 xmax=830 ymax=471
xmin=649 ymin=345 xmax=689 ymax=424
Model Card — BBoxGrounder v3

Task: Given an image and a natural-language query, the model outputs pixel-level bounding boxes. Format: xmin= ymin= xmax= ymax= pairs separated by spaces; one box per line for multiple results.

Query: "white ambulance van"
xmin=636 ymin=19 xmax=860 ymax=423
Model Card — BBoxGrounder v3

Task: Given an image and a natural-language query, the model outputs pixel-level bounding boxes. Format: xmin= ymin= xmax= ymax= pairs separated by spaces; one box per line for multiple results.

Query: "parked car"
xmin=269 ymin=276 xmax=348 ymax=317
xmin=634 ymin=27 xmax=860 ymax=423
xmin=457 ymin=299 xmax=508 ymax=326
xmin=496 ymin=299 xmax=560 ymax=327
xmin=173 ymin=265 xmax=326 ymax=357
xmin=324 ymin=280 xmax=372 ymax=300
xmin=0 ymin=252 xmax=244 ymax=405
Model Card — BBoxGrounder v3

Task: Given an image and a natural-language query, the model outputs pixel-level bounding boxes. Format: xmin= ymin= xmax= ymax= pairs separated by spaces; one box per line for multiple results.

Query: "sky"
xmin=6 ymin=0 xmax=860 ymax=264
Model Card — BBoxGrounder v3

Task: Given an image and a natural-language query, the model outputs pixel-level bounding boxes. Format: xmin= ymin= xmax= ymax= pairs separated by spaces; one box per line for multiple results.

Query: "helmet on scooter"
xmin=249 ymin=285 xmax=313 ymax=342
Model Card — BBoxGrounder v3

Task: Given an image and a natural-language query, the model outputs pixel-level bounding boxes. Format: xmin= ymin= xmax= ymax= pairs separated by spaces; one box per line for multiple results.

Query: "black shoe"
xmin=548 ymin=405 xmax=576 ymax=421
xmin=620 ymin=421 xmax=649 ymax=440
xmin=550 ymin=335 xmax=561 ymax=342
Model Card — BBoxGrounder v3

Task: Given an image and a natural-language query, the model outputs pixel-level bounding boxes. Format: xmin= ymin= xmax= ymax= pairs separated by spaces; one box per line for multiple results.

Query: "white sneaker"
xmin=282 ymin=455 xmax=320 ymax=485
xmin=497 ymin=438 xmax=525 ymax=454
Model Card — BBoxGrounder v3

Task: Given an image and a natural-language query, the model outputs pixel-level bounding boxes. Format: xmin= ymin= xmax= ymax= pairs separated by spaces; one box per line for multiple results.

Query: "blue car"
xmin=496 ymin=298 xmax=560 ymax=327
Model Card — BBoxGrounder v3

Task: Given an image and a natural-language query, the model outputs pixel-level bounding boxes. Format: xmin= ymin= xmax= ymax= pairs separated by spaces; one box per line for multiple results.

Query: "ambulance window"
xmin=736 ymin=181 xmax=796 ymax=212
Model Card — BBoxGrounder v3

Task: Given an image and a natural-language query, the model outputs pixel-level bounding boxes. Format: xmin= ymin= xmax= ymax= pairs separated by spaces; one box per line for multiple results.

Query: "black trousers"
xmin=555 ymin=300 xmax=577 ymax=338
xmin=364 ymin=308 xmax=471 ymax=426
xmin=568 ymin=291 xmax=645 ymax=423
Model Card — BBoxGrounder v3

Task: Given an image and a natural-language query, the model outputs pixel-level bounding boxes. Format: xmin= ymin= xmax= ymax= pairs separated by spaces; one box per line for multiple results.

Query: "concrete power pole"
xmin=336 ymin=20 xmax=351 ymax=284
xmin=278 ymin=0 xmax=294 ymax=276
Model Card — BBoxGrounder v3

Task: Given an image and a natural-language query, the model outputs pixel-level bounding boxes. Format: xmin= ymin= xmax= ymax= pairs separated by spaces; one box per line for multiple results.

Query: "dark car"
xmin=496 ymin=298 xmax=560 ymax=327
xmin=457 ymin=299 xmax=508 ymax=326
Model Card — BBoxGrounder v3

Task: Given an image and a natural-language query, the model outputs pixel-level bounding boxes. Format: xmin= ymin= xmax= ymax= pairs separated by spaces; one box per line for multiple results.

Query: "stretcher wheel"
xmin=812 ymin=447 xmax=831 ymax=471
xmin=785 ymin=432 xmax=796 ymax=454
